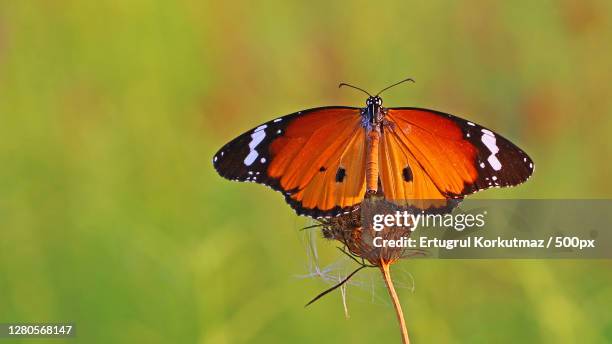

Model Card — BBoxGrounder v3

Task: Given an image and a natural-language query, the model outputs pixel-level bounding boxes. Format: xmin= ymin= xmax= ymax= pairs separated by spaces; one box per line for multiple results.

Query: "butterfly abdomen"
xmin=366 ymin=129 xmax=380 ymax=194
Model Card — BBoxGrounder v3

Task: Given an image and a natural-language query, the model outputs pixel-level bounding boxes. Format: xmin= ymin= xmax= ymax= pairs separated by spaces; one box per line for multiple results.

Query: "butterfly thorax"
xmin=362 ymin=96 xmax=385 ymax=129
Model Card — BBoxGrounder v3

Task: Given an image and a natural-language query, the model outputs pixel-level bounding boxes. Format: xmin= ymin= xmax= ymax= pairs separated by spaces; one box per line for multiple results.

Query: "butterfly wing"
xmin=379 ymin=107 xmax=534 ymax=210
xmin=213 ymin=107 xmax=366 ymax=218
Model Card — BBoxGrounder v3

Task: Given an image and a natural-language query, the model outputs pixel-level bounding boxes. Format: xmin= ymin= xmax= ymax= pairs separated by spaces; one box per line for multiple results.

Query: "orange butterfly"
xmin=213 ymin=79 xmax=534 ymax=218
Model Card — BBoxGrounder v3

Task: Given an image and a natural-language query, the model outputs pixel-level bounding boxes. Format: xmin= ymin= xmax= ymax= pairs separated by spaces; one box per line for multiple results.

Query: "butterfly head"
xmin=366 ymin=96 xmax=383 ymax=107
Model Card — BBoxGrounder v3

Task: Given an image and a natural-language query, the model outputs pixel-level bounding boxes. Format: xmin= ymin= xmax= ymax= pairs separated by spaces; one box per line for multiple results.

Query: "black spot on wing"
xmin=402 ymin=166 xmax=413 ymax=182
xmin=335 ymin=168 xmax=346 ymax=183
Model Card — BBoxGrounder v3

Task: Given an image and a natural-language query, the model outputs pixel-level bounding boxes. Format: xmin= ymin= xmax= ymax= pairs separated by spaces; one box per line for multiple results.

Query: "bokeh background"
xmin=1 ymin=1 xmax=611 ymax=343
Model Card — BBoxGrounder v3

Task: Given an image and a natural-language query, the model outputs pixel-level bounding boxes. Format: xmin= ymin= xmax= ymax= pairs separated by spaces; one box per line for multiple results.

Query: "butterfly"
xmin=213 ymin=79 xmax=534 ymax=218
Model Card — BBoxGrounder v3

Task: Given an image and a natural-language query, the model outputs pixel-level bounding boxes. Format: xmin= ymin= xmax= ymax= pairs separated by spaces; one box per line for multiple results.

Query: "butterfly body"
xmin=214 ymin=94 xmax=534 ymax=218
xmin=360 ymin=96 xmax=384 ymax=195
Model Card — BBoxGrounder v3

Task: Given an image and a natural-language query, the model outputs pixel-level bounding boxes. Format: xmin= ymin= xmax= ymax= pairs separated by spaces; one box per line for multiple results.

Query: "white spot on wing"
xmin=244 ymin=151 xmax=258 ymax=166
xmin=481 ymin=129 xmax=502 ymax=171
xmin=249 ymin=131 xmax=266 ymax=150
xmin=273 ymin=118 xmax=282 ymax=122
xmin=481 ymin=129 xmax=494 ymax=136
xmin=488 ymin=155 xmax=502 ymax=171
xmin=260 ymin=157 xmax=266 ymax=163
xmin=244 ymin=128 xmax=267 ymax=166
xmin=467 ymin=121 xmax=475 ymax=126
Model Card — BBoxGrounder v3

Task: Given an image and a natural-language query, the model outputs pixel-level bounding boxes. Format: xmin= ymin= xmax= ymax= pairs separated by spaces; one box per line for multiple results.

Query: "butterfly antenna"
xmin=375 ymin=78 xmax=415 ymax=96
xmin=338 ymin=83 xmax=372 ymax=97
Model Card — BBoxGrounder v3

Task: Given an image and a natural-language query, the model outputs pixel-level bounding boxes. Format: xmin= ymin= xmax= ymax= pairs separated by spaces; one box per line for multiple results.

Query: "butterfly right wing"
xmin=378 ymin=107 xmax=534 ymax=211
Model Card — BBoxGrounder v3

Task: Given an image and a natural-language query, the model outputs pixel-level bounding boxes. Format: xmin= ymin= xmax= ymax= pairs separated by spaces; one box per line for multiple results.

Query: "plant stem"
xmin=380 ymin=262 xmax=410 ymax=344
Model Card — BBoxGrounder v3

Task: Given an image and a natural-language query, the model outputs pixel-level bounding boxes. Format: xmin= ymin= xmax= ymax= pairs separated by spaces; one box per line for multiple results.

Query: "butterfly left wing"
xmin=379 ymin=107 xmax=534 ymax=210
xmin=213 ymin=107 xmax=367 ymax=218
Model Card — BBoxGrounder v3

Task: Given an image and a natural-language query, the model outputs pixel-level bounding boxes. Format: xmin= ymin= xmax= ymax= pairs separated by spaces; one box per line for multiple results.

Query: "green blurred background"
xmin=0 ymin=1 xmax=611 ymax=343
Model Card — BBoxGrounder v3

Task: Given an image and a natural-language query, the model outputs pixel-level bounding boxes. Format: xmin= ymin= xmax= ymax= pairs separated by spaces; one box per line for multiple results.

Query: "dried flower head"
xmin=318 ymin=195 xmax=424 ymax=266
xmin=306 ymin=195 xmax=417 ymax=343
